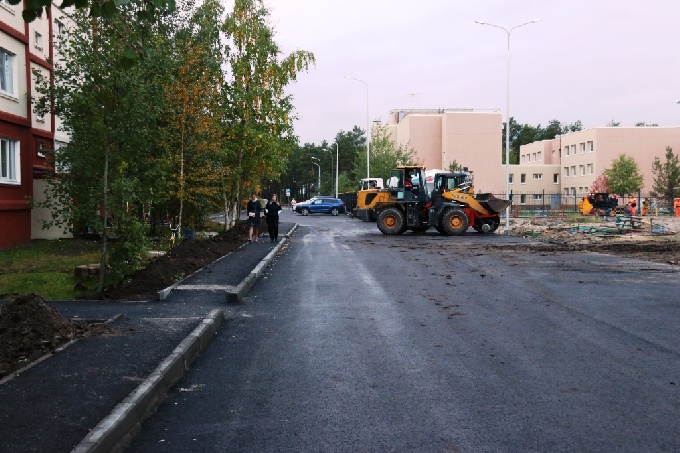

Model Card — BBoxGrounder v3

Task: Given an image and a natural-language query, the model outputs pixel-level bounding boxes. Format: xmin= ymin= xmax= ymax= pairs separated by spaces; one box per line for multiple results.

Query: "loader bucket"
xmin=476 ymin=193 xmax=511 ymax=213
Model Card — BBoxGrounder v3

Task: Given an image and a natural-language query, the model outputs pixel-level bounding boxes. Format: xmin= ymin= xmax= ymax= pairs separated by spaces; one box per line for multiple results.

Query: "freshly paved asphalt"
xmin=0 ymin=222 xmax=296 ymax=453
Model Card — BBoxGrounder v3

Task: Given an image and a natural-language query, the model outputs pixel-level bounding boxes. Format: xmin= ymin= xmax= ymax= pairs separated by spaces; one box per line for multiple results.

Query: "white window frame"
xmin=579 ymin=165 xmax=585 ymax=176
xmin=553 ymin=173 xmax=559 ymax=184
xmin=34 ymin=31 xmax=43 ymax=51
xmin=0 ymin=138 xmax=20 ymax=184
xmin=520 ymin=173 xmax=526 ymax=184
xmin=508 ymin=173 xmax=514 ymax=184
xmin=571 ymin=166 xmax=576 ymax=177
xmin=587 ymin=141 xmax=594 ymax=152
xmin=520 ymin=194 xmax=526 ymax=205
xmin=587 ymin=163 xmax=593 ymax=175
xmin=0 ymin=47 xmax=16 ymax=96
xmin=533 ymin=194 xmax=543 ymax=201
xmin=533 ymin=173 xmax=542 ymax=180
xmin=564 ymin=167 xmax=569 ymax=177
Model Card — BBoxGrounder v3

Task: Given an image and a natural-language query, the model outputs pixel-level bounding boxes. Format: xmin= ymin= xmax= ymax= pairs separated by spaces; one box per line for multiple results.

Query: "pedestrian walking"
xmin=246 ymin=193 xmax=261 ymax=243
xmin=291 ymin=198 xmax=297 ymax=212
xmin=265 ymin=194 xmax=283 ymax=242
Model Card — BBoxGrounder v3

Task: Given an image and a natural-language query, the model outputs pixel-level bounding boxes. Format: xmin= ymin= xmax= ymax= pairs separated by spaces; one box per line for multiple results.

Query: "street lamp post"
xmin=475 ymin=18 xmax=541 ymax=232
xmin=345 ymin=75 xmax=370 ymax=178
xmin=311 ymin=157 xmax=321 ymax=196
xmin=324 ymin=144 xmax=340 ymax=198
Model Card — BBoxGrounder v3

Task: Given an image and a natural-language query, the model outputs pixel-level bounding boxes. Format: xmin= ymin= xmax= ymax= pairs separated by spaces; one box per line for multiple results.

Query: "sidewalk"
xmin=0 ymin=222 xmax=297 ymax=453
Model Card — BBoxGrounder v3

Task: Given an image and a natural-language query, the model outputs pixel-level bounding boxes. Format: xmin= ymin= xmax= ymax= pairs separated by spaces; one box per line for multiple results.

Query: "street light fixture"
xmin=475 ymin=18 xmax=541 ymax=232
xmin=344 ymin=75 xmax=370 ymax=179
xmin=311 ymin=157 xmax=321 ymax=196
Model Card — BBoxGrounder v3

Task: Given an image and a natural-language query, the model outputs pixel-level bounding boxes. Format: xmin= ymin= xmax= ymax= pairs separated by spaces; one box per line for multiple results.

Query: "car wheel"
xmin=301 ymin=208 xmax=309 ymax=216
xmin=331 ymin=208 xmax=339 ymax=216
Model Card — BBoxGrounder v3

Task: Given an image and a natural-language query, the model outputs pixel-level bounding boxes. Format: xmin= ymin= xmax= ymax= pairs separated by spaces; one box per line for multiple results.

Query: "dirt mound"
xmin=0 ymin=294 xmax=93 ymax=378
xmin=98 ymin=221 xmax=252 ymax=301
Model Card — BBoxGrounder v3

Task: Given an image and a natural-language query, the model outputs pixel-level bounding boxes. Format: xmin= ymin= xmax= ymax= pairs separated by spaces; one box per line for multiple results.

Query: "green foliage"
xmin=606 ymin=119 xmax=621 ymax=127
xmin=507 ymin=118 xmax=583 ymax=164
xmin=353 ymin=124 xmax=416 ymax=183
xmin=108 ymin=215 xmax=149 ymax=283
xmin=635 ymin=122 xmax=659 ymax=127
xmin=223 ymin=0 xmax=315 ymax=206
xmin=447 ymin=161 xmax=462 ymax=172
xmin=651 ymin=146 xmax=680 ymax=206
xmin=10 ymin=0 xmax=176 ymax=23
xmin=603 ymin=154 xmax=644 ymax=195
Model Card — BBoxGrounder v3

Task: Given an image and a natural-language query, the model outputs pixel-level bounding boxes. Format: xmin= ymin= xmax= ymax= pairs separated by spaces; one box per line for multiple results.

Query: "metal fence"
xmin=498 ymin=191 xmax=677 ymax=218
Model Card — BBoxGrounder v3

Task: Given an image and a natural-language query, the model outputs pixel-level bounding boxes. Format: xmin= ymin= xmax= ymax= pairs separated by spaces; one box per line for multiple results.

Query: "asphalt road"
xmin=127 ymin=210 xmax=680 ymax=452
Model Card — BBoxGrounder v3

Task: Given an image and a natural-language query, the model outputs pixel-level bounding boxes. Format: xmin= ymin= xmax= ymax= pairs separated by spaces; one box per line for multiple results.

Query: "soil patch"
xmin=97 ymin=220 xmax=252 ymax=301
xmin=0 ymin=294 xmax=113 ymax=378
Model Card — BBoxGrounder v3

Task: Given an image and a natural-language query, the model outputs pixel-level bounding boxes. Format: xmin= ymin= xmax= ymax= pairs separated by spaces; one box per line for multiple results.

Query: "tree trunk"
xmin=97 ymin=143 xmax=110 ymax=293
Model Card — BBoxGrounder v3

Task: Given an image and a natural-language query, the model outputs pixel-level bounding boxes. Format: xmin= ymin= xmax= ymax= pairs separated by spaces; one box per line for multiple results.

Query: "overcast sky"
xmin=229 ymin=0 xmax=680 ymax=145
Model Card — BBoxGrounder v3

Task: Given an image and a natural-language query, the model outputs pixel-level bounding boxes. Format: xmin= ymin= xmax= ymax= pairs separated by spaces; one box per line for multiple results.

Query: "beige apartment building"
xmin=383 ymin=109 xmax=505 ymax=193
xmin=517 ymin=126 xmax=680 ymax=203
xmin=383 ymin=109 xmax=680 ymax=207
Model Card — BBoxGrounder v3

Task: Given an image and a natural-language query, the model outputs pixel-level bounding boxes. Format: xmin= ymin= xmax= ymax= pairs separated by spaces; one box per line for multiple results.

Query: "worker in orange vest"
xmin=674 ymin=197 xmax=680 ymax=217
xmin=629 ymin=195 xmax=637 ymax=216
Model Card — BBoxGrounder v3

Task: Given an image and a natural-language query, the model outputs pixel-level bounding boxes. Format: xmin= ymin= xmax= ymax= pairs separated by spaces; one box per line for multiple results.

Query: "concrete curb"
xmin=226 ymin=223 xmax=299 ymax=303
xmin=71 ymin=309 xmax=226 ymax=453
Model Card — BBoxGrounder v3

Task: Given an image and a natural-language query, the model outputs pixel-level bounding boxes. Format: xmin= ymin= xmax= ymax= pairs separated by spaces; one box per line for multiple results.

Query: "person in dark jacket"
xmin=265 ymin=194 xmax=283 ymax=242
xmin=246 ymin=193 xmax=261 ymax=243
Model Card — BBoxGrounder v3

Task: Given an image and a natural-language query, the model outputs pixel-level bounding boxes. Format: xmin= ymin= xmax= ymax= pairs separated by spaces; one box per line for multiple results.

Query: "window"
xmin=520 ymin=173 xmax=526 ymax=184
xmin=537 ymin=151 xmax=542 ymax=161
xmin=509 ymin=173 xmax=514 ymax=184
xmin=553 ymin=173 xmax=559 ymax=184
xmin=0 ymin=138 xmax=19 ymax=184
xmin=565 ymin=146 xmax=569 ymax=156
xmin=570 ymin=144 xmax=576 ymax=155
xmin=0 ymin=48 xmax=14 ymax=95
xmin=532 ymin=153 xmax=536 ymax=162
xmin=564 ymin=167 xmax=570 ymax=177
xmin=580 ymin=143 xmax=585 ymax=154
xmin=533 ymin=194 xmax=543 ymax=201
xmin=520 ymin=194 xmax=526 ymax=204
xmin=34 ymin=32 xmax=43 ymax=51
xmin=521 ymin=155 xmax=525 ymax=164
xmin=55 ymin=20 xmax=64 ymax=36
xmin=533 ymin=173 xmax=542 ymax=180
xmin=579 ymin=165 xmax=585 ymax=176
xmin=587 ymin=163 xmax=593 ymax=175
xmin=587 ymin=141 xmax=594 ymax=152
xmin=570 ymin=166 xmax=576 ymax=176
xmin=571 ymin=188 xmax=577 ymax=196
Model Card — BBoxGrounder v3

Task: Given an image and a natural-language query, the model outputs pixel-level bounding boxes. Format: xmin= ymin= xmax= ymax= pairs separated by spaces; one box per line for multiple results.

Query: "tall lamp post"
xmin=345 ymin=75 xmax=370 ymax=178
xmin=475 ymin=18 xmax=541 ymax=232
xmin=311 ymin=157 xmax=321 ymax=196
xmin=324 ymin=143 xmax=339 ymax=198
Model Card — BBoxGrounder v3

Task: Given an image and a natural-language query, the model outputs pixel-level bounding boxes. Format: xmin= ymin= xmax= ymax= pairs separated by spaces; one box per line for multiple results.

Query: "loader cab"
xmin=432 ymin=172 xmax=472 ymax=206
xmin=386 ymin=167 xmax=427 ymax=201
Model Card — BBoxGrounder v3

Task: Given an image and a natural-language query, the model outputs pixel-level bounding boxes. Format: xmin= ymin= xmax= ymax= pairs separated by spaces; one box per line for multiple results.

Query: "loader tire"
xmin=441 ymin=208 xmax=469 ymax=236
xmin=377 ymin=207 xmax=407 ymax=235
xmin=474 ymin=217 xmax=500 ymax=233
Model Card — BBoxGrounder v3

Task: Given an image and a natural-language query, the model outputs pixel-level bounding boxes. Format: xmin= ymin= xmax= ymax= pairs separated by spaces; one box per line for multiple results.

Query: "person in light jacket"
xmin=265 ymin=194 xmax=283 ymax=242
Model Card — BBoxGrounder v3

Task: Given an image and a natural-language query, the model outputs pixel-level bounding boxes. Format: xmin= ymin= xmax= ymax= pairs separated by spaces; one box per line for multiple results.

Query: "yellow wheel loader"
xmin=366 ymin=166 xmax=511 ymax=235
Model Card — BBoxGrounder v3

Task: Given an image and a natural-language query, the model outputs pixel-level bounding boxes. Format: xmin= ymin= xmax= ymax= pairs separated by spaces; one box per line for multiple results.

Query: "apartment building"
xmin=516 ymin=126 xmax=680 ymax=200
xmin=383 ymin=109 xmax=505 ymax=193
xmin=383 ymin=109 xmax=680 ymax=206
xmin=0 ymin=2 xmax=69 ymax=249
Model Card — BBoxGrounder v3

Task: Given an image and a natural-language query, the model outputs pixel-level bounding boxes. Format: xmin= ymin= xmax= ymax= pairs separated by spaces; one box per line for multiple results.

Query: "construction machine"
xmin=363 ymin=165 xmax=511 ymax=235
xmin=578 ymin=193 xmax=621 ymax=216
